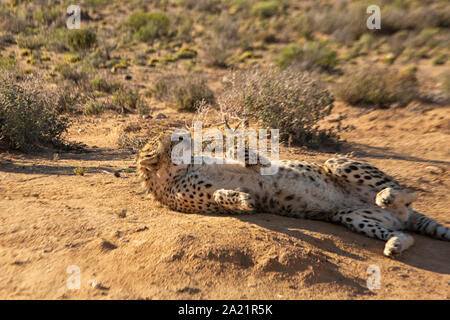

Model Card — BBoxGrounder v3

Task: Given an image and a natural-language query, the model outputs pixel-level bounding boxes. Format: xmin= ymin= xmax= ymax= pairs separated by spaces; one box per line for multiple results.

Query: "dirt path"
xmin=0 ymin=104 xmax=449 ymax=299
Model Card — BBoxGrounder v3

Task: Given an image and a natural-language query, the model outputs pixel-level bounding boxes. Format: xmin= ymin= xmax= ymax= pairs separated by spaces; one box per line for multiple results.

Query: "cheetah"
xmin=137 ymin=132 xmax=450 ymax=257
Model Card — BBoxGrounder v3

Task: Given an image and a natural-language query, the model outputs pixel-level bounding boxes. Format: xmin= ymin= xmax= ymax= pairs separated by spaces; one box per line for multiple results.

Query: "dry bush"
xmin=151 ymin=73 xmax=215 ymax=112
xmin=0 ymin=71 xmax=69 ymax=151
xmin=113 ymin=86 xmax=146 ymax=114
xmin=442 ymin=72 xmax=450 ymax=95
xmin=0 ymin=33 xmax=16 ymax=46
xmin=213 ymin=68 xmax=338 ymax=148
xmin=66 ymin=29 xmax=97 ymax=51
xmin=181 ymin=0 xmax=222 ymax=13
xmin=306 ymin=2 xmax=366 ymax=43
xmin=336 ymin=65 xmax=418 ymax=108
xmin=203 ymin=14 xmax=242 ymax=68
xmin=278 ymin=41 xmax=338 ymax=71
xmin=125 ymin=11 xmax=171 ymax=43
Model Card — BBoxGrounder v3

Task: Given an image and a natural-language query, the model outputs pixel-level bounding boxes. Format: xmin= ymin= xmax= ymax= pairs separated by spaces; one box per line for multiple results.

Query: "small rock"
xmin=176 ymin=287 xmax=200 ymax=294
xmin=114 ymin=171 xmax=121 ymax=178
xmin=327 ymin=115 xmax=344 ymax=123
xmin=135 ymin=226 xmax=148 ymax=232
xmin=100 ymin=239 xmax=117 ymax=251
xmin=155 ymin=113 xmax=167 ymax=119
xmin=117 ymin=209 xmax=127 ymax=218
xmin=142 ymin=115 xmax=153 ymax=119
xmin=425 ymin=166 xmax=444 ymax=175
xmin=89 ymin=280 xmax=109 ymax=290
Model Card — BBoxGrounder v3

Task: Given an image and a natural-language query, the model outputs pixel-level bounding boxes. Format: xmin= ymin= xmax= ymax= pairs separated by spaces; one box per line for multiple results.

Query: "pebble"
xmin=89 ymin=280 xmax=109 ymax=290
xmin=135 ymin=226 xmax=148 ymax=232
xmin=155 ymin=113 xmax=168 ymax=119
xmin=118 ymin=209 xmax=127 ymax=218
xmin=425 ymin=166 xmax=444 ymax=175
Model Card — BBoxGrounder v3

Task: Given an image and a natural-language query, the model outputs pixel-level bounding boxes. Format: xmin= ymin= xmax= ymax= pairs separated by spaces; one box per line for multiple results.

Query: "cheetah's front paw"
xmin=383 ymin=233 xmax=414 ymax=257
xmin=213 ymin=189 xmax=256 ymax=214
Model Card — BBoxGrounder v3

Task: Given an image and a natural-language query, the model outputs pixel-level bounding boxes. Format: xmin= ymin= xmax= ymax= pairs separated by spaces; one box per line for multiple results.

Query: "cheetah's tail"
xmin=407 ymin=209 xmax=450 ymax=241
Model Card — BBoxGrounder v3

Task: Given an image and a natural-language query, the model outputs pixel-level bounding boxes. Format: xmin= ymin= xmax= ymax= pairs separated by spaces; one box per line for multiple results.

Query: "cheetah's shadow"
xmin=235 ymin=213 xmax=450 ymax=275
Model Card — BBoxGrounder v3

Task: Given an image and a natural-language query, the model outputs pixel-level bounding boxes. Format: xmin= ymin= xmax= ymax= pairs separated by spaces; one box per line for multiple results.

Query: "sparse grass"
xmin=91 ymin=77 xmax=121 ymax=93
xmin=181 ymin=0 xmax=222 ymax=13
xmin=278 ymin=41 xmax=338 ymax=71
xmin=442 ymin=72 xmax=450 ymax=94
xmin=0 ymin=33 xmax=15 ymax=46
xmin=336 ymin=65 xmax=418 ymax=108
xmin=16 ymin=34 xmax=44 ymax=50
xmin=0 ymin=56 xmax=17 ymax=70
xmin=432 ymin=54 xmax=447 ymax=66
xmin=203 ymin=14 xmax=241 ymax=68
xmin=83 ymin=101 xmax=105 ymax=116
xmin=54 ymin=63 xmax=87 ymax=84
xmin=251 ymin=1 xmax=281 ymax=18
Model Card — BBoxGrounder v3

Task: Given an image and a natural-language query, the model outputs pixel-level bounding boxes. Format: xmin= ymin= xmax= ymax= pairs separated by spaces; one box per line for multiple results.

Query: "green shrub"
xmin=181 ymin=0 xmax=222 ymax=13
xmin=251 ymin=1 xmax=281 ymax=18
xmin=336 ymin=66 xmax=418 ymax=108
xmin=54 ymin=63 xmax=87 ymax=84
xmin=442 ymin=72 xmax=450 ymax=94
xmin=83 ymin=101 xmax=104 ymax=116
xmin=203 ymin=14 xmax=241 ymax=68
xmin=0 ymin=33 xmax=15 ymax=46
xmin=174 ymin=77 xmax=215 ymax=111
xmin=219 ymin=68 xmax=338 ymax=148
xmin=175 ymin=46 xmax=197 ymax=59
xmin=16 ymin=34 xmax=44 ymax=50
xmin=113 ymin=87 xmax=142 ymax=113
xmin=91 ymin=77 xmax=121 ymax=93
xmin=0 ymin=56 xmax=17 ymax=70
xmin=126 ymin=11 xmax=170 ymax=43
xmin=66 ymin=29 xmax=97 ymax=51
xmin=278 ymin=41 xmax=338 ymax=71
xmin=151 ymin=74 xmax=215 ymax=112
xmin=0 ymin=73 xmax=69 ymax=151
xmin=431 ymin=54 xmax=447 ymax=65
xmin=45 ymin=28 xmax=69 ymax=52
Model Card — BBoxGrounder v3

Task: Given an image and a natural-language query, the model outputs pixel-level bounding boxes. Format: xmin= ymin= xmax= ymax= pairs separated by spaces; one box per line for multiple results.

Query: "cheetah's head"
xmin=375 ymin=187 xmax=418 ymax=220
xmin=137 ymin=132 xmax=173 ymax=171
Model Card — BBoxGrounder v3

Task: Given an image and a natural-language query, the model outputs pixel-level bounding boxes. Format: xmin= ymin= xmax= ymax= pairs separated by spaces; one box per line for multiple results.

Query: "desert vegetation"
xmin=0 ymin=0 xmax=448 ymax=151
xmin=0 ymin=0 xmax=449 ymax=300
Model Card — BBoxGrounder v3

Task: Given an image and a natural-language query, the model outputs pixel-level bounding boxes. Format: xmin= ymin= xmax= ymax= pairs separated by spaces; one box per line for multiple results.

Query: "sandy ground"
xmin=0 ymin=103 xmax=449 ymax=300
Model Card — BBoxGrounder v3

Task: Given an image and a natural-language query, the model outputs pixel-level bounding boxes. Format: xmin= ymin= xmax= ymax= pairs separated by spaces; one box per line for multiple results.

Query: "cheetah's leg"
xmin=407 ymin=209 xmax=450 ymax=241
xmin=324 ymin=157 xmax=400 ymax=191
xmin=330 ymin=208 xmax=414 ymax=257
xmin=213 ymin=189 xmax=256 ymax=214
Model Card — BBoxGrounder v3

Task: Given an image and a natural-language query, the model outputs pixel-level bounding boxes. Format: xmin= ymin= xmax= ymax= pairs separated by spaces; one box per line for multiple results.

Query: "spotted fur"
xmin=137 ymin=133 xmax=450 ymax=257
